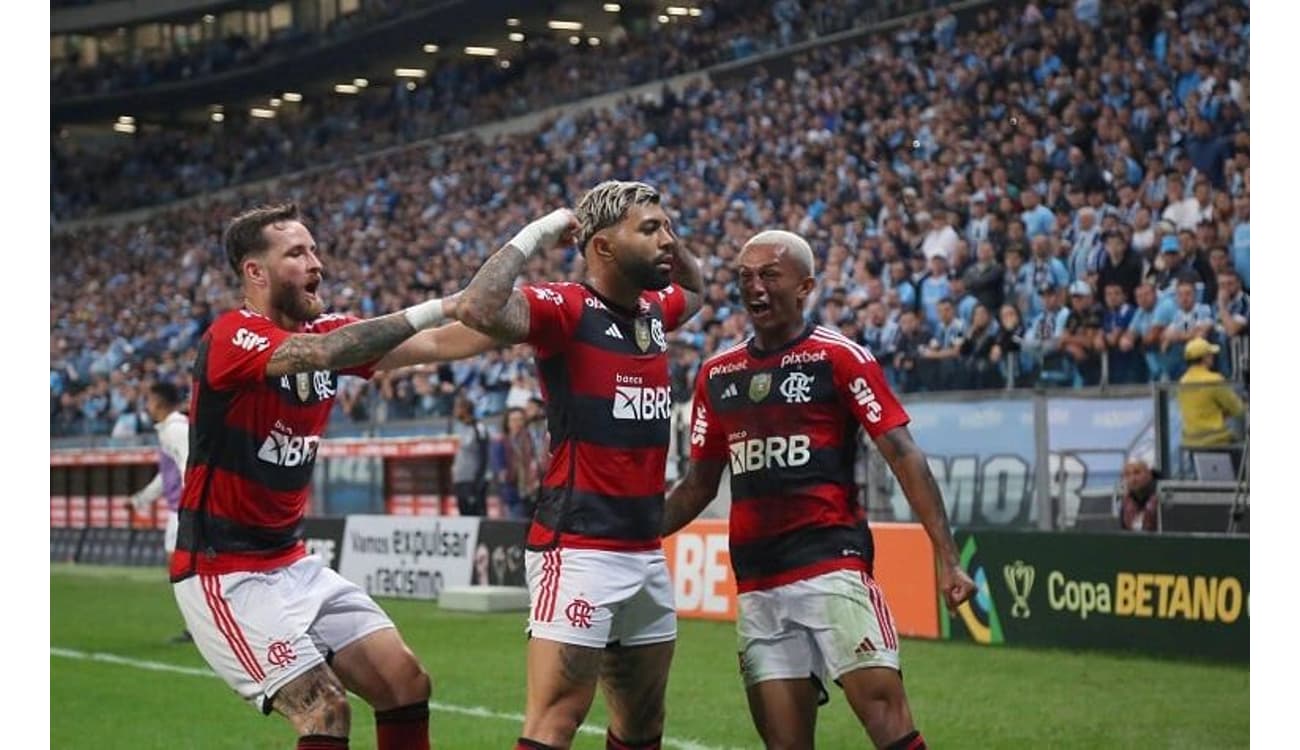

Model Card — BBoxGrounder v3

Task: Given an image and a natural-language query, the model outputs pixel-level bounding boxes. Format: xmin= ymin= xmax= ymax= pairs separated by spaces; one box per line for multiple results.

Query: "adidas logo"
xmin=721 ymin=383 xmax=739 ymax=399
xmin=854 ymin=635 xmax=876 ymax=655
xmin=605 ymin=324 xmax=624 ymax=340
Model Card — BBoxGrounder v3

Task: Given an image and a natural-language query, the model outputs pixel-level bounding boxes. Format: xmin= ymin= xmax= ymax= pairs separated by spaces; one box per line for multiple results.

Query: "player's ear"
xmin=797 ymin=275 xmax=816 ymax=301
xmin=589 ymin=231 xmax=615 ymax=261
xmin=242 ymin=256 xmax=269 ymax=288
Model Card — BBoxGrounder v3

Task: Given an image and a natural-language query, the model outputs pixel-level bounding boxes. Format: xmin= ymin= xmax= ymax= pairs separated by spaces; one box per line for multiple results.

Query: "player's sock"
xmin=605 ymin=730 xmax=661 ymax=750
xmin=375 ymin=701 xmax=430 ymax=750
xmin=515 ymin=739 xmax=559 ymax=750
xmin=884 ymin=730 xmax=926 ymax=750
xmin=296 ymin=735 xmax=348 ymax=749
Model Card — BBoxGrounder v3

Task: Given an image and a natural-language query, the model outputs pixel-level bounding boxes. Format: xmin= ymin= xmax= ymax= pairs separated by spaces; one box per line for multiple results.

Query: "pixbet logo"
xmin=707 ymin=361 xmax=747 ymax=379
xmin=779 ymin=349 xmax=828 ymax=368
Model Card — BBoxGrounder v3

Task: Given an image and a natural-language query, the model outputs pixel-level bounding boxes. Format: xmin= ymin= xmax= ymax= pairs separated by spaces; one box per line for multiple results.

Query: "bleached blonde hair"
xmin=742 ymin=229 xmax=816 ymax=277
xmin=575 ymin=180 xmax=661 ymax=251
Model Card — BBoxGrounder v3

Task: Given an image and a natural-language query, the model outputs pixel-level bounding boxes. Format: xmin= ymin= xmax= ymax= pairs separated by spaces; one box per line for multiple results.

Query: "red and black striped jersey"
xmin=522 ymin=281 xmax=687 ymax=552
xmin=170 ymin=308 xmax=375 ymax=582
xmin=689 ymin=323 xmax=909 ymax=592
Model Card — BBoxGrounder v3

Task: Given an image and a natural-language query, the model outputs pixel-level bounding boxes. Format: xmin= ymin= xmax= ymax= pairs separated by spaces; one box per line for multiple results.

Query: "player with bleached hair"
xmin=664 ymin=229 xmax=975 ymax=750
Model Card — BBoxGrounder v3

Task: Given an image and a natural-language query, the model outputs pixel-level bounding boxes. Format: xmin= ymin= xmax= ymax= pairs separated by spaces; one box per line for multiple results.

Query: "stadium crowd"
xmin=52 ymin=0 xmax=414 ymax=98
xmin=50 ymin=0 xmax=1250 ymax=439
xmin=51 ymin=0 xmax=906 ymax=221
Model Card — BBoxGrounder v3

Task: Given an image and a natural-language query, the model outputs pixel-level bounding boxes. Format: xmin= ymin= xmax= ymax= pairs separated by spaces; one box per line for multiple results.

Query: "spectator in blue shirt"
xmin=1024 ymin=281 xmax=1073 ymax=385
xmin=1020 ymin=189 xmax=1057 ymax=239
xmin=918 ymin=255 xmax=952 ymax=328
xmin=1161 ymin=278 xmax=1217 ymax=380
xmin=1124 ymin=283 xmax=1176 ymax=382
xmin=1230 ymin=196 xmax=1249 ymax=289
xmin=919 ymin=298 xmax=967 ymax=391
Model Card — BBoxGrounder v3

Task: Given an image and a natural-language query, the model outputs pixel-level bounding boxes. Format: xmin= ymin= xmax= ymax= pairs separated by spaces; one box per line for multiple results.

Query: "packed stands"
xmin=50 ymin=0 xmax=1250 ymax=438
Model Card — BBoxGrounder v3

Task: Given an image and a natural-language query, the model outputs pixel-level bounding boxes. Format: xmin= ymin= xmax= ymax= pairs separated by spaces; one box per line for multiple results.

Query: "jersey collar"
xmin=582 ymin=283 xmax=643 ymax=319
xmin=746 ymin=321 xmax=817 ymax=360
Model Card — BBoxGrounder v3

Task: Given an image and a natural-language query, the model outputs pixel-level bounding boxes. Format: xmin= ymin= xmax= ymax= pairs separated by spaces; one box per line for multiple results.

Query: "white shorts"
xmin=737 ymin=569 xmax=900 ymax=689
xmin=164 ymin=511 xmax=178 ymax=554
xmin=526 ymin=548 xmax=677 ymax=649
xmin=173 ymin=555 xmax=394 ymax=713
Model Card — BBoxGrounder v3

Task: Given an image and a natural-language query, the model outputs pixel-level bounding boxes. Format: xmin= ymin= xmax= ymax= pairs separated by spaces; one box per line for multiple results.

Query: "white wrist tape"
xmin=402 ymin=298 xmax=446 ymax=331
xmin=508 ymin=209 xmax=574 ymax=259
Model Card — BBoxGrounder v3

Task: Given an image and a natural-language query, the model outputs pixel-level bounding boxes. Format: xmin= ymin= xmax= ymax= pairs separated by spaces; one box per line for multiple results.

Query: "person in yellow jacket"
xmin=1178 ymin=337 xmax=1246 ymax=448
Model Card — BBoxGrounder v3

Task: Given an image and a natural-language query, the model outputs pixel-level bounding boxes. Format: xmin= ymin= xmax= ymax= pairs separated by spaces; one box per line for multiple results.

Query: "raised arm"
xmin=458 ymin=209 xmax=577 ymax=343
xmin=662 ymin=458 xmax=727 ymax=536
xmin=872 ymin=424 xmax=975 ymax=610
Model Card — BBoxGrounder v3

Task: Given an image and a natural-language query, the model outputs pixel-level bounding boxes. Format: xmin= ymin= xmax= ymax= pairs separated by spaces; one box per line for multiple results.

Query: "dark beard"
xmin=620 ymin=255 xmax=671 ymax=291
xmin=271 ymin=280 xmax=319 ymax=323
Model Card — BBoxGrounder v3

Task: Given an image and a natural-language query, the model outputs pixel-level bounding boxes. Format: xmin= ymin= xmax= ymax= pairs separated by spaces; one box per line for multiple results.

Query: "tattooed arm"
xmin=458 ymin=209 xmax=577 ymax=343
xmin=662 ymin=458 xmax=726 ymax=536
xmin=873 ymin=424 xmax=976 ymax=610
xmin=265 ymin=313 xmax=417 ymax=377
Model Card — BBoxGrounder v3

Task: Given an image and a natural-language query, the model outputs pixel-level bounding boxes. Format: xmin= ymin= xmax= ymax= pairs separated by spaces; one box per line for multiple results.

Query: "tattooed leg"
xmin=272 ymin=663 xmax=352 ymax=738
xmin=599 ymin=641 xmax=675 ymax=744
xmin=519 ymin=639 xmax=603 ymax=749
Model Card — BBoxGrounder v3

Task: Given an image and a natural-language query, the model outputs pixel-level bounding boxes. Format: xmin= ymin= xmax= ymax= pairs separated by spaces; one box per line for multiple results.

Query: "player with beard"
xmin=172 ymin=203 xmax=503 ymax=750
xmin=663 ymin=230 xmax=975 ymax=750
xmin=457 ymin=181 xmax=704 ymax=750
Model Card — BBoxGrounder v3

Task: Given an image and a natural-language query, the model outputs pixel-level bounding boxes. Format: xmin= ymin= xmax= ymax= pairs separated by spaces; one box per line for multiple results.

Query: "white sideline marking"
xmin=51 ymin=647 xmax=733 ymax=750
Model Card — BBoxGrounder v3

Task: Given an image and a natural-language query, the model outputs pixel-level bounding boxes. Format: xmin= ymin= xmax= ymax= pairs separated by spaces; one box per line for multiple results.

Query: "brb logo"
xmin=267 ymin=640 xmax=297 ymax=668
xmin=779 ymin=372 xmax=814 ymax=403
xmin=729 ymin=434 xmax=812 ymax=475
xmin=612 ymin=375 xmax=671 ymax=421
xmin=565 ymin=598 xmax=595 ymax=629
xmin=257 ymin=426 xmax=322 ymax=468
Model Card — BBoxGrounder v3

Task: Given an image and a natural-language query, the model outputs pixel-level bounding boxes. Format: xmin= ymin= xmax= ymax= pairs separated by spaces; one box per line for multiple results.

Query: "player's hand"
xmin=512 ymin=208 xmax=579 ymax=256
xmin=938 ymin=561 xmax=977 ymax=611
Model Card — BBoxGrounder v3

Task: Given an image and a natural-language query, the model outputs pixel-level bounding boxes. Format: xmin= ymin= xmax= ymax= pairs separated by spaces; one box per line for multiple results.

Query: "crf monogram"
xmin=565 ymin=598 xmax=595 ymax=628
xmin=267 ymin=640 xmax=297 ymax=667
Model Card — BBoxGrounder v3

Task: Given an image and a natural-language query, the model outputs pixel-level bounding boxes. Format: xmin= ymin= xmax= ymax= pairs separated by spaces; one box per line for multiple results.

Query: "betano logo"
xmin=1045 ymin=570 xmax=1246 ymax=623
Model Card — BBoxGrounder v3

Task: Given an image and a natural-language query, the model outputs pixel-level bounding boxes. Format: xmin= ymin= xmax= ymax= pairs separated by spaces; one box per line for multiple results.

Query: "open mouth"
xmin=305 ymin=279 xmax=321 ymax=300
xmin=747 ymin=300 xmax=772 ymax=317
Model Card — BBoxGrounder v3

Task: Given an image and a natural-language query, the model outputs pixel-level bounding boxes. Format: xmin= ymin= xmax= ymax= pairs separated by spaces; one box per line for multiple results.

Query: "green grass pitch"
xmin=51 ymin=565 xmax=1247 ymax=749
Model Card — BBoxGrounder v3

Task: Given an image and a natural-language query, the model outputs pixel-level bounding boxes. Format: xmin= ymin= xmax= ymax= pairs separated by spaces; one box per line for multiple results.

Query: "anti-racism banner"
xmin=337 ymin=515 xmax=480 ymax=600
xmin=663 ymin=520 xmax=939 ymax=638
xmin=941 ymin=530 xmax=1248 ymax=662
